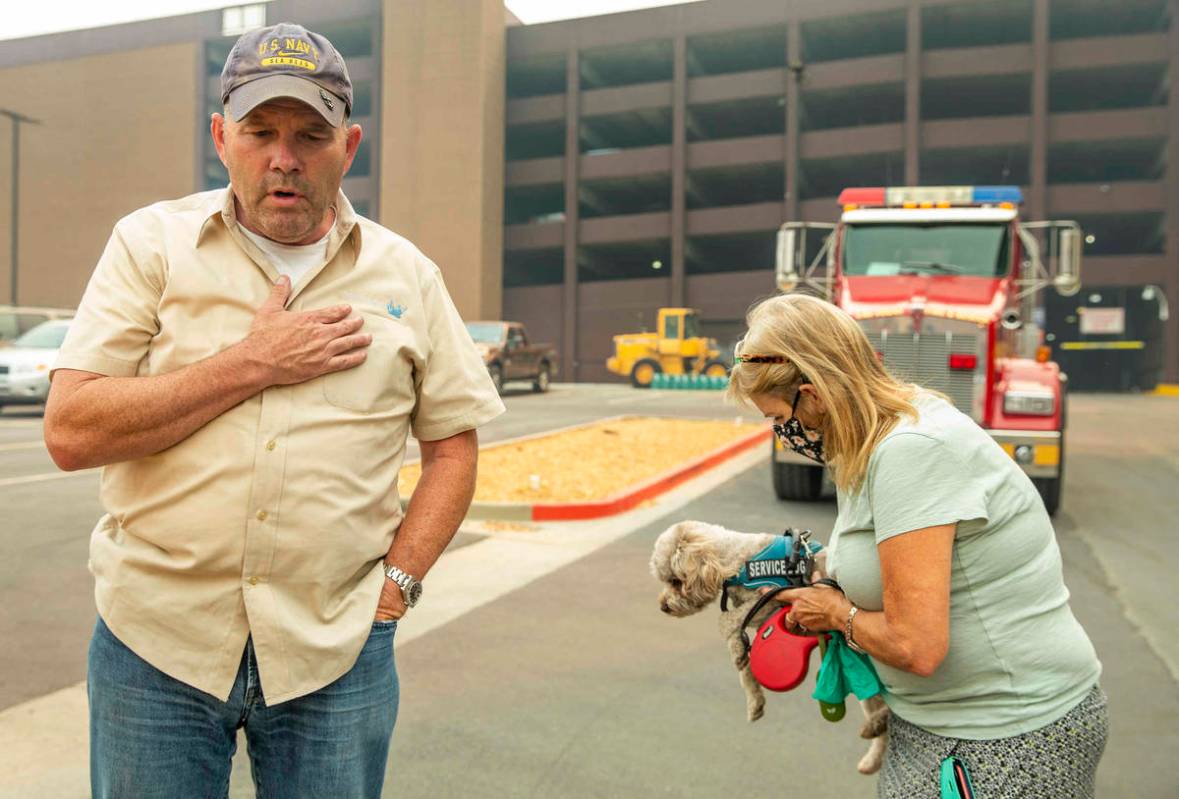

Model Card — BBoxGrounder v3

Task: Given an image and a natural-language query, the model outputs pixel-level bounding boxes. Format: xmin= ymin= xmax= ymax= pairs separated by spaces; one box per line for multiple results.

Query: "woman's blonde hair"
xmin=727 ymin=293 xmax=920 ymax=493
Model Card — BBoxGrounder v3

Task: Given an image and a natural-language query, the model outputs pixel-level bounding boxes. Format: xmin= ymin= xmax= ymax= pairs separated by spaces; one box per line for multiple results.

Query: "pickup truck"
xmin=465 ymin=321 xmax=559 ymax=394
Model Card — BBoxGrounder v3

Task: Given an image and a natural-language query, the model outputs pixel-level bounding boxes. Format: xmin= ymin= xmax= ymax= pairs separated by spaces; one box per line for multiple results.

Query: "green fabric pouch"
xmin=939 ymin=756 xmax=976 ymax=799
xmin=811 ymin=631 xmax=885 ymax=705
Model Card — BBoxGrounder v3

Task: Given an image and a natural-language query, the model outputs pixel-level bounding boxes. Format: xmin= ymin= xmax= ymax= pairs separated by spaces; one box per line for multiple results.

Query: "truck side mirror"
xmin=1143 ymin=285 xmax=1170 ymax=321
xmin=1054 ymin=227 xmax=1081 ymax=297
xmin=776 ymin=228 xmax=799 ymax=292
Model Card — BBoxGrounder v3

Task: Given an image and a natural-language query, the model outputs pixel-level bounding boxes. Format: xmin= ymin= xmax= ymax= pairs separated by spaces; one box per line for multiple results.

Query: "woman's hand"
xmin=759 ymin=584 xmax=850 ymax=634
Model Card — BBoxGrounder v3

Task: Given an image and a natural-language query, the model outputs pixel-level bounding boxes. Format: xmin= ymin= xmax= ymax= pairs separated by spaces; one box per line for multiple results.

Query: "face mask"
xmin=772 ymin=388 xmax=825 ymax=465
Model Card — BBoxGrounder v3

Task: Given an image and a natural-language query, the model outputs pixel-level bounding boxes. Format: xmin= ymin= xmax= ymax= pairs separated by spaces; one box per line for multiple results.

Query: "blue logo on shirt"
xmin=387 ymin=301 xmax=405 ymax=319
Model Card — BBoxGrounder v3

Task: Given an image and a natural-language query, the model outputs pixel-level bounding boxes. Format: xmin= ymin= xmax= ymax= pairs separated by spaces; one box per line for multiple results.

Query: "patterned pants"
xmin=878 ymin=684 xmax=1108 ymax=799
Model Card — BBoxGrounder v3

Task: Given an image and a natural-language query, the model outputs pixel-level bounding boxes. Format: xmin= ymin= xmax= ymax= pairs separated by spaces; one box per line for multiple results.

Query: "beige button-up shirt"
xmin=55 ymin=188 xmax=504 ymax=704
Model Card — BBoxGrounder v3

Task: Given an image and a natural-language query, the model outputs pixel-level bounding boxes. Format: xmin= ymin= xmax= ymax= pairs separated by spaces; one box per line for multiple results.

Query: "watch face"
xmin=407 ymin=581 xmax=423 ymax=606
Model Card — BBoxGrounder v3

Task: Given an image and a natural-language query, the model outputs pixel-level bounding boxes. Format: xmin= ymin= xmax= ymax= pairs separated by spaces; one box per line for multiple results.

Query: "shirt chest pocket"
xmin=321 ymin=314 xmax=416 ymax=413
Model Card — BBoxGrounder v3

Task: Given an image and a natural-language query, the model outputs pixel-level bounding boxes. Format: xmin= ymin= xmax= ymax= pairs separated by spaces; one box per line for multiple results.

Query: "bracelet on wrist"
xmin=845 ymin=604 xmax=867 ymax=654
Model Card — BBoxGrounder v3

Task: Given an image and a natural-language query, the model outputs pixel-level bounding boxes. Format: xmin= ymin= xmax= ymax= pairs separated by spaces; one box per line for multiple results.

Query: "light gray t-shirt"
xmin=828 ymin=393 xmax=1101 ymax=739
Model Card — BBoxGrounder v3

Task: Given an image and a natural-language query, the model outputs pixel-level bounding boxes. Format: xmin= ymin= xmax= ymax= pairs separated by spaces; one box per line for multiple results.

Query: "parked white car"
xmin=0 ymin=305 xmax=74 ymax=346
xmin=0 ymin=319 xmax=71 ymax=411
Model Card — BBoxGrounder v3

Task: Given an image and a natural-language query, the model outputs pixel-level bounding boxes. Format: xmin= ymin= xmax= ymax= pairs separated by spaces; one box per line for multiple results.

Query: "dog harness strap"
xmin=738 ymin=584 xmax=795 ymax=656
xmin=723 ymin=529 xmax=823 ymax=593
xmin=724 ymin=537 xmax=789 ymax=591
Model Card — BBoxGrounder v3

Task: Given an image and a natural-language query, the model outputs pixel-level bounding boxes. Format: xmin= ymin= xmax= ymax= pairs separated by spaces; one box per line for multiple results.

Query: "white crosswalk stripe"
xmin=0 ymin=469 xmax=96 ymax=489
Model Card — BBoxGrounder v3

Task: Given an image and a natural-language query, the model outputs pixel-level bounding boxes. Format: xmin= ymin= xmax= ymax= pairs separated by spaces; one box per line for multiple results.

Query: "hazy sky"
xmin=0 ymin=0 xmax=707 ymax=41
xmin=506 ymin=0 xmax=703 ymax=24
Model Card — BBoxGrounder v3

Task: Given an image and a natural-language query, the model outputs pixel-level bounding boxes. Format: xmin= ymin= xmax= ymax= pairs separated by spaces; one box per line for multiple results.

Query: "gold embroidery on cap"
xmin=256 ymin=37 xmax=319 ymax=72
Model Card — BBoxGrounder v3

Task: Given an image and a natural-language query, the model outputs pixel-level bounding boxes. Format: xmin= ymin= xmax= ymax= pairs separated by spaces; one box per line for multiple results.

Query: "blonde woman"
xmin=728 ymin=293 xmax=1107 ymax=798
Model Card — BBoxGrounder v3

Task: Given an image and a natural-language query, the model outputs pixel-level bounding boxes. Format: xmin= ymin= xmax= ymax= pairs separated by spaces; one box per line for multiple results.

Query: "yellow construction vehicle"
xmin=606 ymin=307 xmax=730 ymax=388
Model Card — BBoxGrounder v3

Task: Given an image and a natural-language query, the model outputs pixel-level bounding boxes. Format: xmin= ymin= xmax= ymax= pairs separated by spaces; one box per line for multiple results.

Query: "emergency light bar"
xmin=837 ymin=186 xmax=1023 ymax=209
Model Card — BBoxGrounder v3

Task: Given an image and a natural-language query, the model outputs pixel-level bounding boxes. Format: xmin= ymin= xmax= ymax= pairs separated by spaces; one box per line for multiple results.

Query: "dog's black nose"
xmin=660 ymin=601 xmax=671 ymax=613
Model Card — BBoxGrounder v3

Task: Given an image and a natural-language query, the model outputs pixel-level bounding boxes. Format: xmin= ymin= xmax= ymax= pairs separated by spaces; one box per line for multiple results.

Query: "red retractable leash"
xmin=749 ymin=603 xmax=820 ymax=691
xmin=738 ymin=581 xmax=823 ymax=691
xmin=725 ymin=530 xmax=845 ymax=719
xmin=740 ymin=581 xmax=847 ymax=720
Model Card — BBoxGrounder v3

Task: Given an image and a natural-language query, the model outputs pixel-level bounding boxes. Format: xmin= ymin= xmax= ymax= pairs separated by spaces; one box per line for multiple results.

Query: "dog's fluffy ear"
xmin=650 ymin=523 xmax=683 ymax=580
xmin=672 ymin=522 xmax=726 ymax=597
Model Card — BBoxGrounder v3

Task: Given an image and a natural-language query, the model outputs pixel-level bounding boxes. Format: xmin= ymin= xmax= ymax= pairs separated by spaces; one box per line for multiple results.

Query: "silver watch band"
xmin=384 ymin=563 xmax=422 ymax=607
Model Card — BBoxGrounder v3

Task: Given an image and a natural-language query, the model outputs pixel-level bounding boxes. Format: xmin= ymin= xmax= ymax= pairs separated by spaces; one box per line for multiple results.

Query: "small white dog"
xmin=650 ymin=519 xmax=888 ymax=775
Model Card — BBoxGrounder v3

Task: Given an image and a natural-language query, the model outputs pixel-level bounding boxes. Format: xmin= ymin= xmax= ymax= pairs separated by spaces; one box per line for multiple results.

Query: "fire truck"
xmin=773 ymin=185 xmax=1081 ymax=516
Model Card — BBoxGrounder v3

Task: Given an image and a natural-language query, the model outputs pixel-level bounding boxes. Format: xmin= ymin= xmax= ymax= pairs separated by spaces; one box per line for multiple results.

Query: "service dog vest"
xmin=724 ymin=533 xmax=822 ymax=592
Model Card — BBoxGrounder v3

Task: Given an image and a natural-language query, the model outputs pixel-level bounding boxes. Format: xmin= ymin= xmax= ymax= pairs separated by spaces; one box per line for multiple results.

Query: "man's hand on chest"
xmin=239 ymin=275 xmax=372 ymax=387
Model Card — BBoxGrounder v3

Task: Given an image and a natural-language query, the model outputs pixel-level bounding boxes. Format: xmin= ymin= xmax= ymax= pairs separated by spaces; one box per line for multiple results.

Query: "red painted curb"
xmin=530 ymin=426 xmax=771 ymax=521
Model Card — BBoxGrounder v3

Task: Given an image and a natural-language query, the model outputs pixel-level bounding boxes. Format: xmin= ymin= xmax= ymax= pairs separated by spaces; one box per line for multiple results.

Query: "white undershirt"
xmin=239 ymin=224 xmax=333 ymax=286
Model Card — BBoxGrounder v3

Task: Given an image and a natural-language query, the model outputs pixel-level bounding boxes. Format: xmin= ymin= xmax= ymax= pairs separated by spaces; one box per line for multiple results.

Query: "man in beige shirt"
xmin=44 ymin=22 xmax=503 ymax=798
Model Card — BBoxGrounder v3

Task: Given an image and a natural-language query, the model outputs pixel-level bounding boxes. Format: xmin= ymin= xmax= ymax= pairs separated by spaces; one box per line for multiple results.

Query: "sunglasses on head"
xmin=733 ymin=354 xmax=787 ymax=364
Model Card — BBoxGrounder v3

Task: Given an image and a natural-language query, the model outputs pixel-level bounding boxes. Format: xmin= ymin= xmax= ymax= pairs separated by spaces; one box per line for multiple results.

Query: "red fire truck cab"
xmin=773 ymin=185 xmax=1081 ymax=516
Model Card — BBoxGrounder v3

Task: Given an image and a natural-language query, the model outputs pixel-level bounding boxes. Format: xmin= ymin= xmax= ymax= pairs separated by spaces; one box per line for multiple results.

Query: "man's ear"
xmin=342 ymin=123 xmax=363 ymax=174
xmin=210 ymin=113 xmax=228 ymax=167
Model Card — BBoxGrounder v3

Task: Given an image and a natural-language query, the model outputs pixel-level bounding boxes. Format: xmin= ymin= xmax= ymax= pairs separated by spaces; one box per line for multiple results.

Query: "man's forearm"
xmin=45 ymin=342 xmax=271 ymax=470
xmin=385 ymin=449 xmax=477 ymax=580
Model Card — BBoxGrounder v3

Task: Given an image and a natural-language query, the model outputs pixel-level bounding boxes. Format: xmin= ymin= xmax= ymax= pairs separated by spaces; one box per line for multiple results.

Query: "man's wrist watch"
xmin=384 ymin=564 xmax=423 ymax=608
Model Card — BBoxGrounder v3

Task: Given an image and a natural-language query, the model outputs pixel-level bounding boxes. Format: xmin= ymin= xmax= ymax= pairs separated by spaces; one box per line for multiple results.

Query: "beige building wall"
xmin=0 ymin=42 xmax=198 ymax=308
xmin=380 ymin=0 xmax=505 ymax=320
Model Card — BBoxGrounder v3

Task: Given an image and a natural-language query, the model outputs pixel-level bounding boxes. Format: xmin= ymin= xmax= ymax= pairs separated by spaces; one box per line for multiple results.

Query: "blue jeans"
xmin=88 ymin=615 xmax=399 ymax=798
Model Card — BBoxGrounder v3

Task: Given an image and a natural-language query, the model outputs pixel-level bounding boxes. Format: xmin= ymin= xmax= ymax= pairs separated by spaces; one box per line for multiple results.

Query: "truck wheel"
xmin=1034 ymin=437 xmax=1066 ymax=516
xmin=1034 ymin=393 xmax=1068 ymax=516
xmin=533 ymin=362 xmax=551 ymax=393
xmin=1033 ymin=477 xmax=1061 ymax=517
xmin=702 ymin=359 xmax=729 ymax=378
xmin=772 ymin=460 xmax=823 ymax=502
xmin=631 ymin=359 xmax=661 ymax=389
xmin=488 ymin=363 xmax=503 ymax=394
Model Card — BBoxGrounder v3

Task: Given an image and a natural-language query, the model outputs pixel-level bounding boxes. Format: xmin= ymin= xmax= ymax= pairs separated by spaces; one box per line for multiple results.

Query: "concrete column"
xmin=1029 ymin=0 xmax=1048 ymax=219
xmin=1164 ymin=0 xmax=1179 ymax=382
xmin=784 ymin=21 xmax=800 ymax=220
xmin=671 ymin=34 xmax=687 ymax=308
xmin=563 ymin=48 xmax=581 ymax=382
xmin=380 ymin=0 xmax=505 ymax=320
xmin=904 ymin=3 xmax=921 ymax=185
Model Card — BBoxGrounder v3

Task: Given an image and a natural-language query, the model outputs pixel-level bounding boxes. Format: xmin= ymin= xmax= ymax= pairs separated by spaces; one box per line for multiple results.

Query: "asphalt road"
xmin=1 ymin=387 xmax=1177 ymax=797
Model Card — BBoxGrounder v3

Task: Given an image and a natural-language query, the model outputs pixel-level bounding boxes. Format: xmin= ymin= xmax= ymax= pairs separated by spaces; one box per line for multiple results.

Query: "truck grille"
xmin=861 ymin=325 xmax=984 ymax=421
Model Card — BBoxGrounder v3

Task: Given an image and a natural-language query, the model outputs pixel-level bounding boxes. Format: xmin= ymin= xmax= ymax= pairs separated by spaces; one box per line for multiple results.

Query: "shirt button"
xmin=248 ymin=576 xmax=259 ymax=586
xmin=266 ymin=440 xmax=276 ymax=451
xmin=256 ymin=510 xmax=268 ymax=522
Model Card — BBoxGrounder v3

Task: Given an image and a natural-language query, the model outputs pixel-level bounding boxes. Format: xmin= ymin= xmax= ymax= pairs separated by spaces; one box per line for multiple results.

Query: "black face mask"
xmin=772 ymin=387 xmax=825 ymax=465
